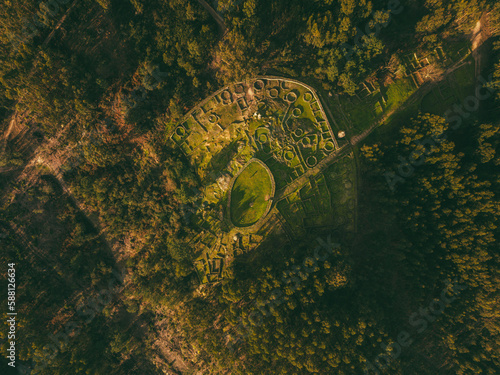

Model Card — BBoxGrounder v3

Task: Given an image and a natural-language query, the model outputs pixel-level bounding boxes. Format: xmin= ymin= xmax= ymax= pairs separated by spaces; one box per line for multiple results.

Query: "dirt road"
xmin=472 ymin=13 xmax=492 ymax=78
xmin=196 ymin=0 xmax=227 ymax=35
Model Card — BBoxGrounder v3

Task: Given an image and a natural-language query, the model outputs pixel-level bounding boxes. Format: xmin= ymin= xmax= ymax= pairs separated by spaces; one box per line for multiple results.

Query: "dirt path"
xmin=472 ymin=19 xmax=482 ymax=77
xmin=273 ymin=51 xmax=473 ymax=205
xmin=273 ymin=144 xmax=351 ymax=202
xmin=196 ymin=0 xmax=227 ymax=36
xmin=2 ymin=120 xmax=116 ymax=254
xmin=1 ymin=115 xmax=18 ymax=154
xmin=472 ymin=13 xmax=492 ymax=78
xmin=348 ymin=57 xmax=474 ymax=147
xmin=0 ymin=5 xmax=212 ymax=374
xmin=42 ymin=0 xmax=79 ymax=47
xmin=1 ymin=0 xmax=78 ymax=143
xmin=345 ymin=11 xmax=488 ymax=149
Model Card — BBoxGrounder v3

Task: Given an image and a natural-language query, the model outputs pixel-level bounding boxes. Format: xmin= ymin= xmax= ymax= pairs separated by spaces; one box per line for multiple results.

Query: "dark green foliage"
xmin=1 ymin=1 xmax=499 ymax=374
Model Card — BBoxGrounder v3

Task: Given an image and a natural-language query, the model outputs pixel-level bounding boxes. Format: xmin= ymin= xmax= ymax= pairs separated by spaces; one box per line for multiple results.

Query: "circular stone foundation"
xmin=292 ymin=107 xmax=302 ymax=117
xmin=303 ymin=92 xmax=313 ymax=102
xmin=254 ymin=80 xmax=265 ymax=91
xmin=269 ymin=88 xmax=279 ymax=98
xmin=259 ymin=133 xmax=269 ymax=143
xmin=306 ymin=156 xmax=317 ymax=167
xmin=324 ymin=141 xmax=335 ymax=152
xmin=221 ymin=90 xmax=232 ymax=101
xmin=176 ymin=127 xmax=186 ymax=136
xmin=286 ymin=92 xmax=298 ymax=103
xmin=284 ymin=150 xmax=294 ymax=161
xmin=235 ymin=84 xmax=245 ymax=93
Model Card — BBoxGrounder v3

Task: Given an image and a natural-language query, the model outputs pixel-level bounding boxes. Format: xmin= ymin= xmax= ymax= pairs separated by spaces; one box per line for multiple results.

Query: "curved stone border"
xmin=285 ymin=91 xmax=298 ymax=103
xmin=254 ymin=79 xmax=265 ymax=91
xmin=292 ymin=107 xmax=302 ymax=117
xmin=258 ymin=133 xmax=269 ymax=144
xmin=174 ymin=75 xmax=338 ymax=151
xmin=324 ymin=141 xmax=335 ymax=152
xmin=173 ymin=75 xmax=340 ymax=233
xmin=306 ymin=155 xmax=318 ymax=167
xmin=226 ymin=158 xmax=276 ymax=230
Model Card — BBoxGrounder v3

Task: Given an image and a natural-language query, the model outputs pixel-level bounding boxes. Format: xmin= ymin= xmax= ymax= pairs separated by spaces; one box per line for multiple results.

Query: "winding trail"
xmin=1 ymin=0 xmax=79 ymax=151
xmin=348 ymin=14 xmax=491 ymax=148
xmin=348 ymin=58 xmax=476 ymax=147
xmin=196 ymin=0 xmax=227 ymax=35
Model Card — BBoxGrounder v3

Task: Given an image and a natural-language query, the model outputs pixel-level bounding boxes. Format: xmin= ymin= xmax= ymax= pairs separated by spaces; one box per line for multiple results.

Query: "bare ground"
xmin=472 ymin=13 xmax=492 ymax=78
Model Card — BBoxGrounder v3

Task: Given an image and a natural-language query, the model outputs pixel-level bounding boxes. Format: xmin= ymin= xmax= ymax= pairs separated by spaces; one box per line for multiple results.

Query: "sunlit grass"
xmin=230 ymin=161 xmax=273 ymax=227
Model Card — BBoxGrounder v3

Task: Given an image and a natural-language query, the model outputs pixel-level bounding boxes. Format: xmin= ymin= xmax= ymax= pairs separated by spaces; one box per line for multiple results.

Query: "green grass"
xmin=420 ymin=88 xmax=456 ymax=115
xmin=420 ymin=59 xmax=475 ymax=115
xmin=442 ymin=39 xmax=471 ymax=62
xmin=385 ymin=77 xmax=418 ymax=112
xmin=218 ymin=103 xmax=240 ymax=127
xmin=451 ymin=60 xmax=475 ymax=97
xmin=294 ymin=94 xmax=316 ymax=122
xmin=332 ymin=93 xmax=380 ymax=134
xmin=185 ymin=131 xmax=204 ymax=149
xmin=230 ymin=161 xmax=273 ymax=227
xmin=264 ymin=155 xmax=294 ymax=190
xmin=277 ymin=199 xmax=305 ymax=235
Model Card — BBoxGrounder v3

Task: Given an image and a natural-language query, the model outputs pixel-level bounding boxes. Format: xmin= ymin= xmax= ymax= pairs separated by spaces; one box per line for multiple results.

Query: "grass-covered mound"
xmin=230 ymin=161 xmax=273 ymax=227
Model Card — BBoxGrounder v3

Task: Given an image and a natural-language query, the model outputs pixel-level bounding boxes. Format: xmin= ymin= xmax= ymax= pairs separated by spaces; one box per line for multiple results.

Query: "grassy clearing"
xmin=369 ymin=100 xmax=421 ymax=144
xmin=333 ymin=94 xmax=380 ymax=133
xmin=277 ymin=197 xmax=305 ymax=236
xmin=294 ymin=94 xmax=315 ymax=122
xmin=420 ymin=87 xmax=456 ymax=115
xmin=385 ymin=77 xmax=418 ymax=112
xmin=421 ymin=59 xmax=475 ymax=115
xmin=327 ymin=79 xmax=416 ymax=136
xmin=276 ymin=162 xmax=357 ymax=234
xmin=451 ymin=60 xmax=475 ymax=97
xmin=442 ymin=39 xmax=472 ymax=62
xmin=230 ymin=161 xmax=273 ymax=227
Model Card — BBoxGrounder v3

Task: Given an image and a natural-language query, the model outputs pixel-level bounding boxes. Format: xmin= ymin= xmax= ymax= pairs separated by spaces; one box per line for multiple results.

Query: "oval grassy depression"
xmin=230 ymin=161 xmax=273 ymax=227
